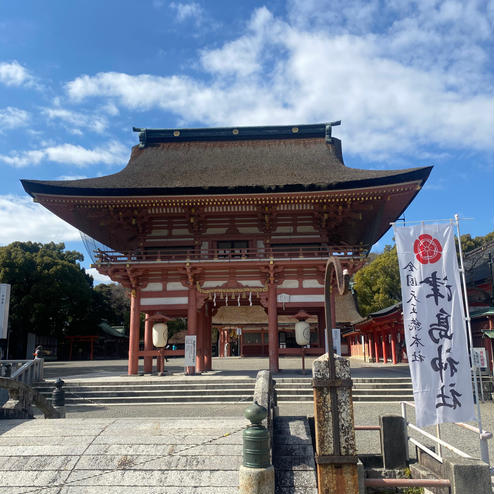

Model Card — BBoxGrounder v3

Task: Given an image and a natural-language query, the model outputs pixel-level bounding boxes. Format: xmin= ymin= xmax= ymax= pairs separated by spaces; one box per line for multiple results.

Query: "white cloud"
xmin=56 ymin=175 xmax=88 ymax=181
xmin=64 ymin=3 xmax=493 ymax=161
xmin=0 ymin=195 xmax=81 ymax=245
xmin=0 ymin=140 xmax=128 ymax=168
xmin=0 ymin=61 xmax=35 ymax=87
xmin=42 ymin=107 xmax=108 ymax=133
xmin=85 ymin=267 xmax=113 ymax=285
xmin=200 ymin=8 xmax=275 ymax=78
xmin=101 ymin=102 xmax=119 ymax=116
xmin=0 ymin=106 xmax=30 ymax=130
xmin=170 ymin=2 xmax=203 ymax=23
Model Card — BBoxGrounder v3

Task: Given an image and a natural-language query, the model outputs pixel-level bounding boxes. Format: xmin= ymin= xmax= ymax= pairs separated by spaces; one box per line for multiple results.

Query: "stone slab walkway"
xmin=0 ymin=416 xmax=248 ymax=494
xmin=273 ymin=416 xmax=317 ymax=494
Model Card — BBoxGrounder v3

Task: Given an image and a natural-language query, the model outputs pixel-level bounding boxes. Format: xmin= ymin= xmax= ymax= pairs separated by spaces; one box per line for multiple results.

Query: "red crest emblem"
xmin=413 ymin=234 xmax=442 ymax=264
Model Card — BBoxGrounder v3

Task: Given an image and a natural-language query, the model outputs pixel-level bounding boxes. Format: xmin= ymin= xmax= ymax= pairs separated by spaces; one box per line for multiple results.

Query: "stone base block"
xmin=239 ymin=465 xmax=274 ymax=494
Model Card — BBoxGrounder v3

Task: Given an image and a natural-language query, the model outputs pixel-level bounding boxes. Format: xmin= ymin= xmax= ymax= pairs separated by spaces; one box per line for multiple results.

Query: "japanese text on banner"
xmin=394 ymin=223 xmax=474 ymax=427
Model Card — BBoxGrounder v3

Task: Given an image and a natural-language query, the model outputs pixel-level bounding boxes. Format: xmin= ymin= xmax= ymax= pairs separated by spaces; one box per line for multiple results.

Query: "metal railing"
xmin=401 ymin=401 xmax=492 ymax=469
xmin=0 ymin=359 xmax=44 ymax=385
xmin=93 ymin=246 xmax=364 ymax=264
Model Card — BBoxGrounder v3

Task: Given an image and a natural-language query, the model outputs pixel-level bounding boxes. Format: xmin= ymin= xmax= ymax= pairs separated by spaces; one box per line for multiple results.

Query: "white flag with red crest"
xmin=394 ymin=223 xmax=474 ymax=426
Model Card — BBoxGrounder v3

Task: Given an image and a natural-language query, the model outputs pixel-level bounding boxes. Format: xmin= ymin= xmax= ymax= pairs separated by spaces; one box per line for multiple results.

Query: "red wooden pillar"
xmin=382 ymin=332 xmax=388 ymax=363
xmin=186 ymin=286 xmax=198 ymax=375
xmin=487 ymin=317 xmax=494 ymax=373
xmin=218 ymin=329 xmax=224 ymax=357
xmin=144 ymin=315 xmax=153 ymax=373
xmin=373 ymin=331 xmax=380 ymax=363
xmin=225 ymin=330 xmax=231 ymax=356
xmin=390 ymin=329 xmax=398 ymax=364
xmin=329 ymin=287 xmax=337 ymax=331
xmin=204 ymin=304 xmax=212 ymax=371
xmin=367 ymin=334 xmax=374 ymax=362
xmin=268 ymin=283 xmax=279 ymax=372
xmin=317 ymin=310 xmax=325 ymax=350
xmin=196 ymin=307 xmax=205 ymax=373
xmin=128 ymin=288 xmax=140 ymax=375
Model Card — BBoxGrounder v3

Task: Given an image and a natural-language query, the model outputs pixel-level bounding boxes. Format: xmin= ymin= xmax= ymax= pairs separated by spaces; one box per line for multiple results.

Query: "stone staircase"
xmin=275 ymin=377 xmax=414 ymax=403
xmin=33 ymin=376 xmax=413 ymax=407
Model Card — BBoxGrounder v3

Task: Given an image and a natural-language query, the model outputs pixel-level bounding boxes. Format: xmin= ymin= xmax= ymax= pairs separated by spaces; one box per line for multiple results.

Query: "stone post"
xmin=51 ymin=377 xmax=66 ymax=418
xmin=444 ymin=457 xmax=491 ymax=494
xmin=380 ymin=414 xmax=407 ymax=469
xmin=239 ymin=402 xmax=274 ymax=494
xmin=312 ymin=353 xmax=359 ymax=494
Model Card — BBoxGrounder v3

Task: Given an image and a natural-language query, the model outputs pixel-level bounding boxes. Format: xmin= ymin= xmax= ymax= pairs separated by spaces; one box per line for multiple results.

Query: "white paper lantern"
xmin=294 ymin=320 xmax=311 ymax=346
xmin=152 ymin=322 xmax=168 ymax=348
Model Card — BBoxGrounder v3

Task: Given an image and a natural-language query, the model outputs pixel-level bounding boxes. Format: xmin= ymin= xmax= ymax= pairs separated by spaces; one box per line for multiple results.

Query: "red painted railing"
xmin=94 ymin=246 xmax=364 ymax=264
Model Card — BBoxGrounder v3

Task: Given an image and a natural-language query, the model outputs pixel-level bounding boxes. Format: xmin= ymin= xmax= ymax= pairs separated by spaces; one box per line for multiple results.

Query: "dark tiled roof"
xmin=21 ymin=127 xmax=432 ymax=197
xmin=368 ymin=302 xmax=402 ymax=318
xmin=465 ymin=240 xmax=494 ymax=285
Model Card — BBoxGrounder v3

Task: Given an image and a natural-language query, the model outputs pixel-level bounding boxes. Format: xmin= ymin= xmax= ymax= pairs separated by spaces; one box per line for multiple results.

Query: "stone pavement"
xmin=0 ymin=416 xmax=247 ymax=494
xmin=42 ymin=356 xmax=412 ymax=380
xmin=3 ymin=357 xmax=492 ymax=492
xmin=39 ymin=356 xmax=492 ymax=464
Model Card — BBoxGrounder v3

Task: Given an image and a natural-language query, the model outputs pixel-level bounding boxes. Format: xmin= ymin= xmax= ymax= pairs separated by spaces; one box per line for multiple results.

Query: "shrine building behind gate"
xmin=21 ymin=123 xmax=431 ymax=374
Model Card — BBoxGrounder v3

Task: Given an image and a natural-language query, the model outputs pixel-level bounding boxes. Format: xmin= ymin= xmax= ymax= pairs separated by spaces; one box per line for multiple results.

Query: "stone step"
xmin=34 ymin=379 xmax=256 ymax=388
xmin=34 ymin=380 xmax=411 ymax=389
xmin=275 ymin=383 xmax=413 ymax=390
xmin=35 ymin=385 xmax=411 ymax=398
xmin=276 ymin=377 xmax=412 ymax=383
xmin=33 ymin=376 xmax=414 ymax=406
xmin=44 ymin=394 xmax=255 ymax=405
xmin=46 ymin=389 xmax=256 ymax=399
xmin=34 ymin=383 xmax=256 ymax=393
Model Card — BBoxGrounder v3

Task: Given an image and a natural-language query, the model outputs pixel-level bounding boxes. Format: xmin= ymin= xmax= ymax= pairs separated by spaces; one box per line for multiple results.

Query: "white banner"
xmin=332 ymin=328 xmax=341 ymax=356
xmin=184 ymin=335 xmax=197 ymax=367
xmin=0 ymin=284 xmax=11 ymax=340
xmin=394 ymin=223 xmax=474 ymax=426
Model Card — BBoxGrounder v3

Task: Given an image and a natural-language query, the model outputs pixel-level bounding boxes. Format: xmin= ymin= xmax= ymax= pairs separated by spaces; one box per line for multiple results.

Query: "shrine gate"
xmin=22 ymin=122 xmax=431 ymax=374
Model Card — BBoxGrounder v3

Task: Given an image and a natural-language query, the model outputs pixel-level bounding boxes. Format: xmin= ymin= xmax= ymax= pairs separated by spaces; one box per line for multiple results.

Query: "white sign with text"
xmin=472 ymin=347 xmax=488 ymax=369
xmin=0 ymin=284 xmax=11 ymax=339
xmin=184 ymin=335 xmax=197 ymax=367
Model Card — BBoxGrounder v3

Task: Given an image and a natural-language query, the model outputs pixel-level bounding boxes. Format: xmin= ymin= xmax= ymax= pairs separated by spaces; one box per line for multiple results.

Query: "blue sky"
xmin=0 ymin=0 xmax=492 ymax=283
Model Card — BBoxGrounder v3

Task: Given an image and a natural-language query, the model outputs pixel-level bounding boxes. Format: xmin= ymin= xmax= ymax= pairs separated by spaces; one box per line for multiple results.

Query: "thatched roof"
xmin=212 ymin=292 xmax=361 ymax=326
xmin=21 ymin=124 xmax=431 ymax=197
xmin=168 ymin=330 xmax=187 ymax=345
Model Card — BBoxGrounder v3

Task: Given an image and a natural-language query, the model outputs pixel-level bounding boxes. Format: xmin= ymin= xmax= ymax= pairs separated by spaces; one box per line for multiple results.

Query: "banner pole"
xmin=454 ymin=214 xmax=487 ymax=466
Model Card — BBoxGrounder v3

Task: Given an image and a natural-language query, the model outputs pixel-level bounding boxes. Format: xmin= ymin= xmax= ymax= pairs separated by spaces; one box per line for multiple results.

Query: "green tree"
xmin=353 ymin=245 xmax=401 ymax=317
xmin=353 ymin=231 xmax=494 ymax=318
xmin=93 ymin=283 xmax=130 ymax=329
xmin=167 ymin=318 xmax=186 ymax=339
xmin=457 ymin=231 xmax=494 ymax=254
xmin=0 ymin=241 xmax=96 ymax=357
